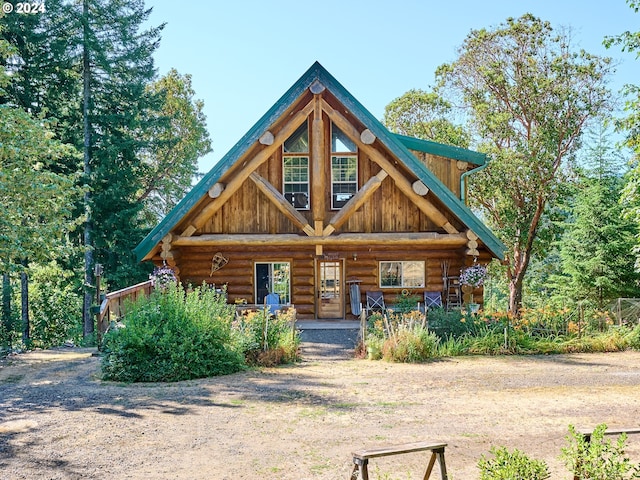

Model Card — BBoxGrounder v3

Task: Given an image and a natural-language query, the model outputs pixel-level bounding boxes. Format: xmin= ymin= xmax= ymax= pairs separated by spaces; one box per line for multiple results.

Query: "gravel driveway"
xmin=2 ymin=342 xmax=640 ymax=479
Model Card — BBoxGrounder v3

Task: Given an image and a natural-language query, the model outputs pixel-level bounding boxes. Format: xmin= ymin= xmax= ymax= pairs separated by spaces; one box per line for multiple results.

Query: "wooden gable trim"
xmin=323 ymin=169 xmax=388 ymax=236
xmin=320 ymin=98 xmax=459 ymax=235
xmin=249 ymin=172 xmax=315 ymax=236
xmin=180 ymin=100 xmax=315 ymax=236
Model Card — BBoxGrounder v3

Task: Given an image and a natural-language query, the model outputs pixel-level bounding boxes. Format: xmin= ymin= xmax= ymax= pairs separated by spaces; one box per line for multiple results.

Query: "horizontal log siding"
xmin=167 ymin=243 xmax=470 ymax=319
xmin=177 ymin=246 xmax=317 ymax=318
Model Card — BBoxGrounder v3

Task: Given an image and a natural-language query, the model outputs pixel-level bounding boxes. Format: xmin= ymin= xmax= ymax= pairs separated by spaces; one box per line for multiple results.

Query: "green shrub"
xmin=626 ymin=324 xmax=640 ymax=350
xmin=562 ymin=424 xmax=640 ymax=480
xmin=29 ymin=262 xmax=83 ymax=348
xmin=426 ymin=308 xmax=468 ymax=339
xmin=381 ymin=326 xmax=439 ymax=362
xmin=101 ymin=283 xmax=245 ymax=382
xmin=478 ymin=446 xmax=550 ymax=480
xmin=234 ymin=307 xmax=300 ymax=366
xmin=366 ymin=335 xmax=385 ymax=360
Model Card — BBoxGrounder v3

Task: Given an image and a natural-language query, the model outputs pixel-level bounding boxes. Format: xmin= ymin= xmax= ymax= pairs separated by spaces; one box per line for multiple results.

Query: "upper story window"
xmin=283 ymin=121 xmax=309 ymax=209
xmin=331 ymin=122 xmax=357 ymax=209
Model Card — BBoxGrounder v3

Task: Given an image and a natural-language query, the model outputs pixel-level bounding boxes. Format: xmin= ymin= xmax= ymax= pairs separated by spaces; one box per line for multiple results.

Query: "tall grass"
xmin=363 ymin=308 xmax=640 ymax=363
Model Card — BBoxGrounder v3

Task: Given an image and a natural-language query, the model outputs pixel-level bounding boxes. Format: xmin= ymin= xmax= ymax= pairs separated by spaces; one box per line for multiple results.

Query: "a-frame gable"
xmin=135 ymin=62 xmax=505 ymax=262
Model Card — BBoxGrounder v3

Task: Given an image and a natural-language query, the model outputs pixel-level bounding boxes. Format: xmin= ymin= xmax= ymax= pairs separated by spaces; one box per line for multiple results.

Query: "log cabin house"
xmin=134 ymin=62 xmax=505 ymax=320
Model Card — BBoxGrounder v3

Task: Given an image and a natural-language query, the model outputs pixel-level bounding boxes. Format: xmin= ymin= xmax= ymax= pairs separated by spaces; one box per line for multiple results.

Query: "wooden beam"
xmin=173 ymin=231 xmax=469 ymax=247
xmin=466 ymin=229 xmax=478 ymax=241
xmin=208 ymin=182 xmax=225 ymax=199
xmin=181 ymin=224 xmax=197 ymax=237
xmin=309 ymin=80 xmax=325 ymax=94
xmin=249 ymin=172 xmax=315 ymax=236
xmin=259 ymin=131 xmax=274 ymax=145
xmin=323 ymin=169 xmax=388 ymax=235
xmin=412 ymin=180 xmax=429 ymax=196
xmin=189 ymin=100 xmax=315 ymax=231
xmin=320 ymin=98 xmax=459 ymax=234
xmin=360 ymin=129 xmax=376 ymax=145
xmin=311 ymin=95 xmax=325 ymax=222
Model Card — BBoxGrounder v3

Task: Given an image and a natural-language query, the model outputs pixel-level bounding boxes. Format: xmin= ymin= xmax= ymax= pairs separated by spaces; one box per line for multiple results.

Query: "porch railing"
xmin=97 ymin=280 xmax=154 ymax=333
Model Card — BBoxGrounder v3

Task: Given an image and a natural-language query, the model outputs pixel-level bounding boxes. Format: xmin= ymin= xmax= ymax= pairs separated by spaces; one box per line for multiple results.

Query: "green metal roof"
xmin=135 ymin=62 xmax=505 ymax=262
xmin=393 ymin=133 xmax=487 ymax=166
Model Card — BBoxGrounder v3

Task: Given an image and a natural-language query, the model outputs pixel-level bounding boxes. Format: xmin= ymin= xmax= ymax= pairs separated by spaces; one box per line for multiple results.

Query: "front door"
xmin=317 ymin=260 xmax=343 ymax=319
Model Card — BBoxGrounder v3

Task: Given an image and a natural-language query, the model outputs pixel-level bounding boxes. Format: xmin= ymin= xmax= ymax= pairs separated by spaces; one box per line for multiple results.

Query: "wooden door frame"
xmin=315 ymin=258 xmax=345 ymax=319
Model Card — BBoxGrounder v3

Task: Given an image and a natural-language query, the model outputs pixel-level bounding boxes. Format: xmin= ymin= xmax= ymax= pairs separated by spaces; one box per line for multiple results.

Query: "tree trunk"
xmin=21 ymin=270 xmax=29 ymax=345
xmin=508 ymin=274 xmax=524 ymax=317
xmin=2 ymin=273 xmax=11 ymax=337
xmin=82 ymin=0 xmax=94 ymax=338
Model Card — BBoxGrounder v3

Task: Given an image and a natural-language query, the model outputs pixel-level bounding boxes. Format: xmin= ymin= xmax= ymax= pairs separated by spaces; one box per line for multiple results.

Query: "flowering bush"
xmin=460 ymin=264 xmax=488 ymax=287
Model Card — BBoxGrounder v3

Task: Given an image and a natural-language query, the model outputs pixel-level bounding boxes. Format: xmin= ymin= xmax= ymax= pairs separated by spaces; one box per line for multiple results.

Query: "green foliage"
xmin=426 ymin=308 xmax=468 ymax=339
xmin=365 ymin=304 xmax=640 ymax=362
xmin=381 ymin=326 xmax=439 ymax=362
xmin=562 ymin=424 xmax=640 ymax=479
xmin=29 ymin=262 xmax=82 ymax=348
xmin=478 ymin=446 xmax=550 ymax=480
xmin=437 ymin=13 xmax=614 ymax=314
xmin=0 ymin=106 xmax=82 ymax=273
xmin=233 ymin=307 xmax=300 ymax=366
xmin=138 ymin=69 xmax=212 ymax=222
xmin=553 ymin=127 xmax=640 ymax=307
xmin=383 ymin=88 xmax=471 ymax=147
xmin=101 ymin=283 xmax=245 ymax=382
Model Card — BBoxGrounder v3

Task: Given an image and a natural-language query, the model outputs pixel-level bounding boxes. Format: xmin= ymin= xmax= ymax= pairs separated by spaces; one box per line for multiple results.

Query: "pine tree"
xmin=556 ymin=128 xmax=640 ymax=307
xmin=76 ymin=0 xmax=165 ymax=334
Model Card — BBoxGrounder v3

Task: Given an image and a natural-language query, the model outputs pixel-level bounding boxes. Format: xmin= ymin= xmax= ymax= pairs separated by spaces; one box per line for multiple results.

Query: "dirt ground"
xmin=1 ymin=344 xmax=640 ymax=480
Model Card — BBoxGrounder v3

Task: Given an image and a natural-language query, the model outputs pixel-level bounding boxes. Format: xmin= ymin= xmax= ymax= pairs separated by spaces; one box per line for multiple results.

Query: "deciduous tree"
xmin=383 ymin=89 xmax=471 ymax=147
xmin=436 ymin=14 xmax=614 ymax=315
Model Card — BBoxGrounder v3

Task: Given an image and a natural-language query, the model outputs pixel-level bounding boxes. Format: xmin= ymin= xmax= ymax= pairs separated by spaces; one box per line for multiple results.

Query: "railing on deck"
xmin=97 ymin=280 xmax=154 ymax=333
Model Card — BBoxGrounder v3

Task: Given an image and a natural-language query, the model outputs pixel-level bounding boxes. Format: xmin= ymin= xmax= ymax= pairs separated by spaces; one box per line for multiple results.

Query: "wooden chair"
xmin=365 ymin=291 xmax=386 ymax=316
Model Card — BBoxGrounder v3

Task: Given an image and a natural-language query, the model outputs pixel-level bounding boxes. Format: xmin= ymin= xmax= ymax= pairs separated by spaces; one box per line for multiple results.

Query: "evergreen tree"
xmin=554 ymin=127 xmax=640 ymax=308
xmin=605 ymin=1 xmax=640 ymax=270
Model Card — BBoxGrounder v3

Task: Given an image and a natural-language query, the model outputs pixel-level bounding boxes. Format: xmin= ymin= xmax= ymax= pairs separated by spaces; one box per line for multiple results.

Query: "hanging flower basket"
xmin=460 ymin=264 xmax=488 ymax=288
xmin=150 ymin=265 xmax=177 ymax=290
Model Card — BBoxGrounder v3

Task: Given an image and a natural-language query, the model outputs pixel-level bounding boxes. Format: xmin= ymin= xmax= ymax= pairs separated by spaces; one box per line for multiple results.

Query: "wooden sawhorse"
xmin=350 ymin=441 xmax=448 ymax=480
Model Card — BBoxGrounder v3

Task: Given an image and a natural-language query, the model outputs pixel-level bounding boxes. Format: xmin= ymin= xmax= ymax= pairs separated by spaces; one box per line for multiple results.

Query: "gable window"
xmin=283 ymin=121 xmax=309 ymax=209
xmin=331 ymin=122 xmax=357 ymax=209
xmin=379 ymin=261 xmax=425 ymax=288
xmin=255 ymin=262 xmax=291 ymax=304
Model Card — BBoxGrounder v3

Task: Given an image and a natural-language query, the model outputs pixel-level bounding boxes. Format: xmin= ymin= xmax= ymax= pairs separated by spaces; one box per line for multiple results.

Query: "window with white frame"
xmin=283 ymin=121 xmax=309 ymax=210
xmin=379 ymin=261 xmax=425 ymax=288
xmin=255 ymin=262 xmax=290 ymax=304
xmin=331 ymin=122 xmax=357 ymax=209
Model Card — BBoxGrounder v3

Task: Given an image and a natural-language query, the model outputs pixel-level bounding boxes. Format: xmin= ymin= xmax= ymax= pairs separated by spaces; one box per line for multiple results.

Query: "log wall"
xmin=172 ymin=244 xmax=476 ymax=319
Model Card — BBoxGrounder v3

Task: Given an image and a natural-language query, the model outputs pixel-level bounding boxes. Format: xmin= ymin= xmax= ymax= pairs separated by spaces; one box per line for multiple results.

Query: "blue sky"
xmin=146 ymin=0 xmax=639 ymax=173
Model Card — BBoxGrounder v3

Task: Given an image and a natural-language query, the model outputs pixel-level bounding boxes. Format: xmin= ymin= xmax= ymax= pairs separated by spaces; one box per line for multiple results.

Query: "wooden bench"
xmin=350 ymin=441 xmax=448 ymax=480
xmin=577 ymin=427 xmax=640 ymax=443
xmin=573 ymin=427 xmax=640 ymax=480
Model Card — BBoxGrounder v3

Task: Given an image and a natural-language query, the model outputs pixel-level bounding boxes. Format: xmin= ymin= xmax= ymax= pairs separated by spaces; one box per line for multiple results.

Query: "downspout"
xmin=460 ymin=161 xmax=488 ymax=205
